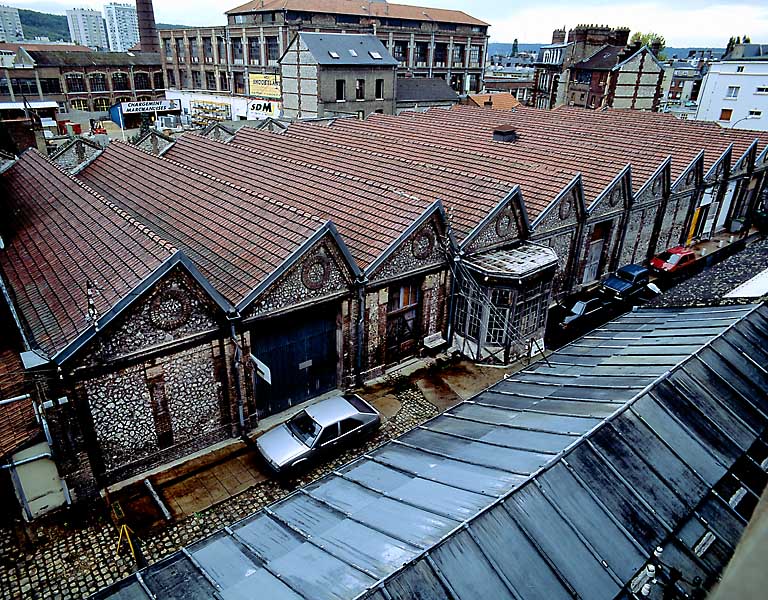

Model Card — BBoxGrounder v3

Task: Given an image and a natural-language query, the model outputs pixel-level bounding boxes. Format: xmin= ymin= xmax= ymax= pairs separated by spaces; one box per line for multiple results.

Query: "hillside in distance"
xmin=16 ymin=9 xmax=189 ymax=43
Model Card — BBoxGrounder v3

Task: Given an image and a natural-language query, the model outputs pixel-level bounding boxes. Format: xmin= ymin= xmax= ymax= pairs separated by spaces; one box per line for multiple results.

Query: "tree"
xmin=630 ymin=31 xmax=667 ymax=51
xmin=743 ymin=35 xmax=751 ymax=43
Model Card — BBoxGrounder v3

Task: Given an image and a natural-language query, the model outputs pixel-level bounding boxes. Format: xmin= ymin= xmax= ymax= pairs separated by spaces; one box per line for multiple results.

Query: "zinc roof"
xmin=92 ymin=303 xmax=768 ymax=600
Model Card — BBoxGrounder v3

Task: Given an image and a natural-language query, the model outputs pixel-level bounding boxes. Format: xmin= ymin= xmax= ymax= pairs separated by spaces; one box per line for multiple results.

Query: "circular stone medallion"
xmin=149 ymin=289 xmax=191 ymax=331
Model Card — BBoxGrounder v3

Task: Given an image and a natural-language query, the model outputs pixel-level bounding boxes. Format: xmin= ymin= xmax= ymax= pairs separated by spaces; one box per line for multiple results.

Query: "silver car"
xmin=255 ymin=393 xmax=381 ymax=473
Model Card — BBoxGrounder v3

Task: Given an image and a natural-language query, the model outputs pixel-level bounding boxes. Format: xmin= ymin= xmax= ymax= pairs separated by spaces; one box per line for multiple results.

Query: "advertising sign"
xmin=246 ymin=99 xmax=281 ymax=119
xmin=248 ymin=74 xmax=281 ymax=99
xmin=121 ymin=99 xmax=179 ymax=114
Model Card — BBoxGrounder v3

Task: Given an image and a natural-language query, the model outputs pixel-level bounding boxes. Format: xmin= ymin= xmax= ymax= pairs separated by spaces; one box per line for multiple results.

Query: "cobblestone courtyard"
xmin=0 ymin=375 xmax=443 ymax=599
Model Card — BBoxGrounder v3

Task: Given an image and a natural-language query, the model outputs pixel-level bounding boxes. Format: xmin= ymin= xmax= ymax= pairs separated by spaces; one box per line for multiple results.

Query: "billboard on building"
xmin=246 ymin=99 xmax=281 ymax=119
xmin=121 ymin=99 xmax=179 ymax=114
xmin=248 ymin=74 xmax=281 ymax=99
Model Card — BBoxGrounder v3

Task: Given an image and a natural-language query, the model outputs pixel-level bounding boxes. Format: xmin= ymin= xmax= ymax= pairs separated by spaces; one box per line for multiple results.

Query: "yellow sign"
xmin=248 ymin=74 xmax=281 ymax=99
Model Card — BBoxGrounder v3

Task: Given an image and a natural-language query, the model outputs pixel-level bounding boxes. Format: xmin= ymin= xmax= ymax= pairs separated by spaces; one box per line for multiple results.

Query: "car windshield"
xmin=287 ymin=411 xmax=322 ymax=446
xmin=658 ymin=252 xmax=681 ymax=265
xmin=571 ymin=301 xmax=588 ymax=315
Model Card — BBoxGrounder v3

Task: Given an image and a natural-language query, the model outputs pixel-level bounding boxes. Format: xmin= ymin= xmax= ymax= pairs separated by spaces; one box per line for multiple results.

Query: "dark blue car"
xmin=600 ymin=264 xmax=652 ymax=301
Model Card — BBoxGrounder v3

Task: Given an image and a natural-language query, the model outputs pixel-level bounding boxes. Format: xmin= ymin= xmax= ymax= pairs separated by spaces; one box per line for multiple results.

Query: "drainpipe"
xmin=355 ymin=277 xmax=367 ymax=387
xmin=445 ymin=253 xmax=460 ymax=346
xmin=228 ymin=319 xmax=246 ymax=435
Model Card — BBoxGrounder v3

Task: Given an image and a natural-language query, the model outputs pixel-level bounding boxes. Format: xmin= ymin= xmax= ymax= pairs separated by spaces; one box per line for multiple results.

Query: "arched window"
xmin=112 ymin=72 xmax=130 ymax=91
xmin=89 ymin=73 xmax=107 ymax=92
xmin=93 ymin=97 xmax=111 ymax=111
xmin=133 ymin=72 xmax=151 ymax=90
xmin=70 ymin=98 xmax=89 ymax=111
xmin=65 ymin=73 xmax=85 ymax=93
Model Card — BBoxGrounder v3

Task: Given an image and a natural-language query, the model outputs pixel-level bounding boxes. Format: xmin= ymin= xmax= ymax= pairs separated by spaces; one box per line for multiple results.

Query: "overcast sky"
xmin=12 ymin=0 xmax=768 ymax=47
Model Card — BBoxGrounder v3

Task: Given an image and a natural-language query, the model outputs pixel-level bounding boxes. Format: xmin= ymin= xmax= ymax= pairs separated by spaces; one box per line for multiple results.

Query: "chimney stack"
xmin=551 ymin=28 xmax=566 ymax=44
xmin=136 ymin=0 xmax=160 ymax=53
xmin=493 ymin=125 xmax=518 ymax=143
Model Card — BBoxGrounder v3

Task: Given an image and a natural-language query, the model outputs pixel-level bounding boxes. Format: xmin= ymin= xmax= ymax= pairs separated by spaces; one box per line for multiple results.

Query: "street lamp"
xmin=731 ymin=114 xmax=758 ymax=128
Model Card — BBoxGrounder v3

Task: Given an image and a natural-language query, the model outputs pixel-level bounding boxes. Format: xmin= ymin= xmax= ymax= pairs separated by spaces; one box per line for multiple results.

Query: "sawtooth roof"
xmin=273 ymin=105 xmax=766 ymax=215
xmin=75 ymin=141 xmax=326 ymax=305
xmin=91 ymin=302 xmax=768 ymax=600
xmin=162 ymin=133 xmax=435 ymax=271
xmin=225 ymin=0 xmax=489 ymax=27
xmin=0 ymin=150 xmax=173 ymax=359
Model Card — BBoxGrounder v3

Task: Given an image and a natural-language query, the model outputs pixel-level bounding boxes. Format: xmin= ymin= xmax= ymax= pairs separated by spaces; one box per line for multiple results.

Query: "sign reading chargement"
xmin=121 ymin=100 xmax=179 ymax=114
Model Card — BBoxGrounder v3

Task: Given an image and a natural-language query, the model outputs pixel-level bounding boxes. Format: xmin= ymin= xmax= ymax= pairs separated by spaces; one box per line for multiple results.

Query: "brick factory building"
xmin=0 ymin=42 xmax=164 ymax=113
xmin=0 ymin=106 xmax=766 ymax=516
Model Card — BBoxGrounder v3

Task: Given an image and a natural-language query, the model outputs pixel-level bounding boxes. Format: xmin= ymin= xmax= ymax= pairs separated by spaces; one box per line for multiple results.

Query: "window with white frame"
xmin=757 ymin=86 xmax=768 ymax=94
xmin=725 ymin=85 xmax=740 ymax=99
xmin=749 ymin=110 xmax=763 ymax=118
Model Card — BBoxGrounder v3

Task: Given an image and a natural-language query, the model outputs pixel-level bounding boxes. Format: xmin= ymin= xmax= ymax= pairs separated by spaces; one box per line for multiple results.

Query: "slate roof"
xmin=25 ymin=50 xmax=162 ymax=67
xmin=0 ymin=150 xmax=173 ymax=359
xmin=722 ymin=44 xmax=768 ymax=61
xmin=75 ymin=141 xmax=327 ymax=304
xmin=396 ymin=78 xmax=458 ymax=103
xmin=162 ymin=133 xmax=434 ymax=271
xmin=91 ymin=303 xmax=768 ymax=600
xmin=575 ymin=44 xmax=624 ymax=70
xmin=225 ymin=0 xmax=489 ymax=27
xmin=296 ymin=33 xmax=398 ymax=67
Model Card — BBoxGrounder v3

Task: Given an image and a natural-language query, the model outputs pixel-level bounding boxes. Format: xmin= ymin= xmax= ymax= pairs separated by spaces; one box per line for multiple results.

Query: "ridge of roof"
xmin=225 ymin=0 xmax=489 ymax=26
xmin=42 ymin=148 xmax=177 ymax=253
xmin=118 ymin=140 xmax=324 ymax=225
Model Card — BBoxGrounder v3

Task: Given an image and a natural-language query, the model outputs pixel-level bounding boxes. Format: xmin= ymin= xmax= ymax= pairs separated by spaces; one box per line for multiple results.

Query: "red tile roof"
xmin=76 ymin=141 xmax=326 ymax=303
xmin=468 ymin=94 xmax=522 ymax=111
xmin=163 ymin=133 xmax=433 ymax=269
xmin=231 ymin=121 xmax=530 ymax=240
xmin=0 ymin=150 xmax=174 ymax=359
xmin=275 ymin=105 xmax=766 ymax=220
xmin=0 ymin=302 xmax=38 ymax=458
xmin=225 ymin=0 xmax=489 ymax=26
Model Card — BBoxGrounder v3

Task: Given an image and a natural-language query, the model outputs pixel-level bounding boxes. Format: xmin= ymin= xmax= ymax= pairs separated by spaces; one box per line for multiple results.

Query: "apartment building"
xmin=159 ymin=0 xmax=489 ymax=102
xmin=0 ymin=5 xmax=22 ymax=43
xmin=66 ymin=8 xmax=109 ymax=51
xmin=695 ymin=43 xmax=768 ymax=131
xmin=104 ymin=3 xmax=140 ymax=52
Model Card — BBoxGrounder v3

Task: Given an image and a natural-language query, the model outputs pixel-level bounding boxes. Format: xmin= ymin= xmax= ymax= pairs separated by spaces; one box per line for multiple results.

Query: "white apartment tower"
xmin=0 ymin=5 xmax=23 ymax=42
xmin=104 ymin=3 xmax=139 ymax=52
xmin=66 ymin=8 xmax=109 ymax=50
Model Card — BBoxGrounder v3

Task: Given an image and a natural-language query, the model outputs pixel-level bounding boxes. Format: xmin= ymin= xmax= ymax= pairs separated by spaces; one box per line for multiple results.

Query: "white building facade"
xmin=66 ymin=8 xmax=109 ymax=50
xmin=103 ymin=3 xmax=139 ymax=53
xmin=0 ymin=5 xmax=23 ymax=42
xmin=695 ymin=44 xmax=768 ymax=131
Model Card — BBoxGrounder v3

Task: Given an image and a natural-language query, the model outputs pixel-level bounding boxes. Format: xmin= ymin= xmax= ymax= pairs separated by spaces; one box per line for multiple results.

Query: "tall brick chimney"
xmin=551 ymin=28 xmax=566 ymax=44
xmin=136 ymin=0 xmax=160 ymax=53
